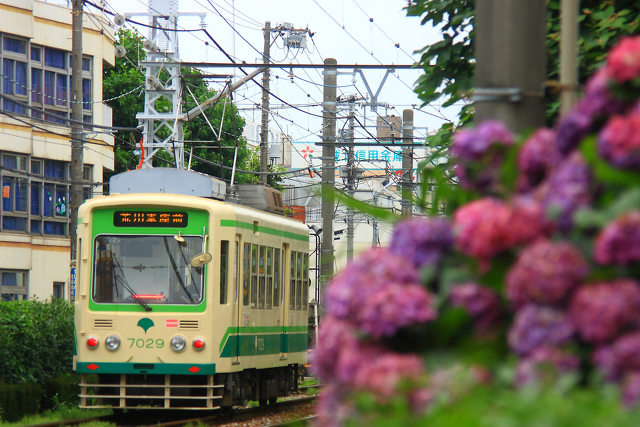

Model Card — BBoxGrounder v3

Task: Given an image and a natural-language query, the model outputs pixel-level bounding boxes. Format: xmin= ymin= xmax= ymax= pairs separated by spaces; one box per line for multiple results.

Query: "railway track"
xmin=26 ymin=393 xmax=317 ymax=427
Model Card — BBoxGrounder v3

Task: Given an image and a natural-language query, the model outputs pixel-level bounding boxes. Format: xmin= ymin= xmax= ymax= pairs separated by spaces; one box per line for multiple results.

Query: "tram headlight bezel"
xmin=105 ymin=334 xmax=121 ymax=352
xmin=170 ymin=335 xmax=187 ymax=352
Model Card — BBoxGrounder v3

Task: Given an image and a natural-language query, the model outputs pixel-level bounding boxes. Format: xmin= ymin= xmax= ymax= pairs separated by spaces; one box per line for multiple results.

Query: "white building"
xmin=0 ymin=0 xmax=115 ymax=301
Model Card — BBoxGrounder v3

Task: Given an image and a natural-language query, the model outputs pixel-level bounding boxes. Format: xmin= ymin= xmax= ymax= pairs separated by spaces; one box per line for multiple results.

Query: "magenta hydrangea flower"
xmin=508 ymin=304 xmax=575 ymax=356
xmin=454 ymin=197 xmax=547 ymax=260
xmin=312 ymin=316 xmax=360 ymax=383
xmin=389 ymin=217 xmax=453 ymax=269
xmin=598 ymin=113 xmax=640 ymax=169
xmin=516 ymin=347 xmax=580 ymax=387
xmin=595 ymin=212 xmax=640 ymax=265
xmin=359 ymin=282 xmax=437 ymax=338
xmin=536 ymin=151 xmax=591 ymax=231
xmin=517 ymin=128 xmax=562 ymax=191
xmin=324 ymin=247 xmax=436 ymax=338
xmin=451 ymin=120 xmax=514 ymax=160
xmin=570 ymin=280 xmax=640 ymax=343
xmin=506 ymin=240 xmax=589 ymax=307
xmin=606 ymin=36 xmax=640 ymax=84
xmin=450 ymin=282 xmax=501 ymax=332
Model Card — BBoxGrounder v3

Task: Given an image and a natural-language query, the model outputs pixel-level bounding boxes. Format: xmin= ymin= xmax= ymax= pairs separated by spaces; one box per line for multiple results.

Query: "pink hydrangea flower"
xmin=517 ymin=128 xmax=562 ymax=191
xmin=606 ymin=36 xmax=640 ymax=84
xmin=594 ymin=212 xmax=640 ymax=265
xmin=312 ymin=317 xmax=360 ymax=383
xmin=314 ymin=384 xmax=354 ymax=427
xmin=570 ymin=280 xmax=640 ymax=343
xmin=598 ymin=113 xmax=640 ymax=169
xmin=352 ymin=350 xmax=425 ymax=399
xmin=506 ymin=240 xmax=589 ymax=307
xmin=454 ymin=197 xmax=547 ymax=260
xmin=622 ymin=372 xmax=640 ymax=408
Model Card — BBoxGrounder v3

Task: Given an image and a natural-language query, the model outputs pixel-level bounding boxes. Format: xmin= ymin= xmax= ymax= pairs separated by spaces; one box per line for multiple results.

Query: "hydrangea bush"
xmin=313 ymin=36 xmax=640 ymax=424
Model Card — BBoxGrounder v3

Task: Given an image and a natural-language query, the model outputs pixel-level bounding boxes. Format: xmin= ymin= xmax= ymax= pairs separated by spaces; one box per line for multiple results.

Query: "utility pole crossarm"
xmin=184 ymin=68 xmax=264 ymax=121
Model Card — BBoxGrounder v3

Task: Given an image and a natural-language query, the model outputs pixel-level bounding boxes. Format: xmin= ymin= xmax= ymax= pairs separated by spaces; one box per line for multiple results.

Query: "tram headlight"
xmin=87 ymin=336 xmax=99 ymax=349
xmin=105 ymin=334 xmax=121 ymax=352
xmin=192 ymin=337 xmax=205 ymax=351
xmin=170 ymin=335 xmax=187 ymax=352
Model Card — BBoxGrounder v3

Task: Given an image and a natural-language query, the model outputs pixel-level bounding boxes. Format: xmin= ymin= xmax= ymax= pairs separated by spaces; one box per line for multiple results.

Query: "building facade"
xmin=0 ymin=0 xmax=115 ymax=301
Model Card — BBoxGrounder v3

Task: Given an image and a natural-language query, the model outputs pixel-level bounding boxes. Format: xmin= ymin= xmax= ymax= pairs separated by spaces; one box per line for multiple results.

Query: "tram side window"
xmin=251 ymin=244 xmax=258 ymax=307
xmin=266 ymin=247 xmax=273 ymax=309
xmin=220 ymin=240 xmax=229 ymax=305
xmin=289 ymin=252 xmax=296 ymax=310
xmin=243 ymin=243 xmax=250 ymax=306
xmin=258 ymin=246 xmax=266 ymax=309
xmin=273 ymin=248 xmax=281 ymax=307
xmin=296 ymin=252 xmax=303 ymax=309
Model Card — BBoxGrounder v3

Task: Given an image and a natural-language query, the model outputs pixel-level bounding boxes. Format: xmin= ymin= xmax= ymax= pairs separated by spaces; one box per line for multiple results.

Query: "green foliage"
xmin=0 ymin=382 xmax=41 ymax=422
xmin=0 ymin=299 xmax=74 ymax=385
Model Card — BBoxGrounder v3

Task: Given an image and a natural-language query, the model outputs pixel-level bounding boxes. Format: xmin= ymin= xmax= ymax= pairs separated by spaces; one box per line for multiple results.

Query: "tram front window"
xmin=93 ymin=235 xmax=205 ymax=305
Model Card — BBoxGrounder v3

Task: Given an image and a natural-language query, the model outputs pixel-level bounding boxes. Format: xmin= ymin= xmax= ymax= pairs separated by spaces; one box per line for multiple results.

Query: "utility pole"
xmin=320 ymin=58 xmax=337 ymax=289
xmin=372 ymin=192 xmax=378 ymax=247
xmin=69 ymin=0 xmax=83 ymax=300
xmin=346 ymin=99 xmax=356 ymax=262
xmin=560 ymin=0 xmax=579 ymax=114
xmin=260 ymin=21 xmax=271 ymax=184
xmin=474 ymin=0 xmax=547 ymax=132
xmin=401 ymin=109 xmax=413 ymax=217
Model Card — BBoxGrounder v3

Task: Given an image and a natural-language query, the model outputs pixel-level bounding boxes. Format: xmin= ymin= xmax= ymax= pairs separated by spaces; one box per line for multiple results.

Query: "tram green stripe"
xmin=76 ymin=362 xmax=215 ymax=375
xmin=220 ymin=220 xmax=308 ymax=241
xmin=219 ymin=333 xmax=308 ymax=357
xmin=219 ymin=325 xmax=308 ymax=353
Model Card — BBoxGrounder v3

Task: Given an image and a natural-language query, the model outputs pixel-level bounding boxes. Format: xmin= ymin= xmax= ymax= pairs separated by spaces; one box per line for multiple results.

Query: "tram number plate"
xmin=128 ymin=338 xmax=165 ymax=349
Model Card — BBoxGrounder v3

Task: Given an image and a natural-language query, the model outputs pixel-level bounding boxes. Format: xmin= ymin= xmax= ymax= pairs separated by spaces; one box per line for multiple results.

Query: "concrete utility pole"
xmin=401 ymin=109 xmax=413 ymax=217
xmin=474 ymin=0 xmax=547 ymax=132
xmin=560 ymin=0 xmax=580 ymax=115
xmin=346 ymin=100 xmax=356 ymax=262
xmin=260 ymin=21 xmax=271 ymax=184
xmin=320 ymin=58 xmax=337 ymax=288
xmin=69 ymin=0 xmax=83 ymax=297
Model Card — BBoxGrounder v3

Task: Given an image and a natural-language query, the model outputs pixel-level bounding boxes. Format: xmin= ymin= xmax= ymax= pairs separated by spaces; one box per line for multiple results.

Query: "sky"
xmin=77 ymin=0 xmax=457 ymax=147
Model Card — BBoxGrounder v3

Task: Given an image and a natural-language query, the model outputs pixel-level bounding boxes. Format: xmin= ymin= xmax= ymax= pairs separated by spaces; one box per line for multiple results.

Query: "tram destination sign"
xmin=113 ymin=211 xmax=188 ymax=227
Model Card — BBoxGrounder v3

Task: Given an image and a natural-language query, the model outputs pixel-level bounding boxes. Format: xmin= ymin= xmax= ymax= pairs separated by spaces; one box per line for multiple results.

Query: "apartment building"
xmin=0 ymin=0 xmax=115 ymax=301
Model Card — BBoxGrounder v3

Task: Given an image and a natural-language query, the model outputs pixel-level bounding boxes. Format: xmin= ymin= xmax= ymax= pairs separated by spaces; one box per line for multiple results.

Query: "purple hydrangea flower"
xmin=556 ymin=68 xmax=626 ymax=154
xmin=324 ymin=247 xmax=436 ymax=338
xmin=506 ymin=240 xmax=589 ymax=307
xmin=517 ymin=128 xmax=562 ymax=191
xmin=389 ymin=217 xmax=453 ymax=269
xmin=516 ymin=347 xmax=580 ymax=387
xmin=535 ymin=151 xmax=591 ymax=232
xmin=314 ymin=384 xmax=354 ymax=427
xmin=450 ymin=282 xmax=501 ymax=332
xmin=593 ymin=333 xmax=640 ymax=382
xmin=598 ymin=113 xmax=640 ymax=169
xmin=595 ymin=212 xmax=640 ymax=265
xmin=570 ymin=280 xmax=640 ymax=343
xmin=451 ymin=120 xmax=514 ymax=160
xmin=508 ymin=304 xmax=575 ymax=356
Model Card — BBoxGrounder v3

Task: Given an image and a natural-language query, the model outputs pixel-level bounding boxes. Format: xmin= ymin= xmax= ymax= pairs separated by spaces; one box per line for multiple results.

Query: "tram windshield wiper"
xmin=111 ymin=254 xmax=152 ymax=312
